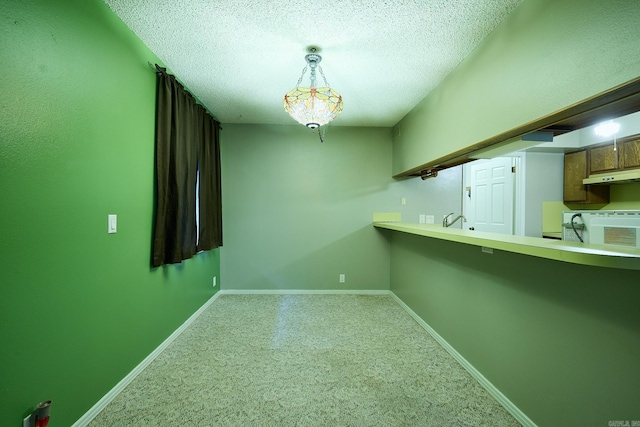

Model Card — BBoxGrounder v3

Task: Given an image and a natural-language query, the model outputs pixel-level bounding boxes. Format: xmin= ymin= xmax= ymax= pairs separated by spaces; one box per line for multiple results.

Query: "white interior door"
xmin=466 ymin=157 xmax=515 ymax=234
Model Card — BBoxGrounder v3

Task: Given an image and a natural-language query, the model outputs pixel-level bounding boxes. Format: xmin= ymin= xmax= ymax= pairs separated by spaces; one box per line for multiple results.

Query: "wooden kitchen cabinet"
xmin=590 ymin=143 xmax=618 ymax=174
xmin=564 ymin=150 xmax=587 ymax=202
xmin=621 ymin=137 xmax=640 ymax=169
xmin=590 ymin=135 xmax=640 ymax=173
xmin=564 ymin=134 xmax=640 ymax=203
xmin=563 ymin=149 xmax=610 ymax=204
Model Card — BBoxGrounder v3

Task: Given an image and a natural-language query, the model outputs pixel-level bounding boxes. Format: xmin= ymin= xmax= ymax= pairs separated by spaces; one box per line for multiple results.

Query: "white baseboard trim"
xmin=219 ymin=289 xmax=392 ymax=295
xmin=72 ymin=292 xmax=223 ymax=427
xmin=388 ymin=292 xmax=536 ymax=427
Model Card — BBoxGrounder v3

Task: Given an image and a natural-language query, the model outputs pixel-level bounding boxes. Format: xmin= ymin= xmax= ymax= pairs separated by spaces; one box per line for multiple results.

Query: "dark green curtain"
xmin=197 ymin=112 xmax=223 ymax=252
xmin=152 ymin=66 xmax=222 ymax=267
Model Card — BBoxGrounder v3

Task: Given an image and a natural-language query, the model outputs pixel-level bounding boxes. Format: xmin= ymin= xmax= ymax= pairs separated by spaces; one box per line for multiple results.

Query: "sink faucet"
xmin=443 ymin=213 xmax=467 ymax=228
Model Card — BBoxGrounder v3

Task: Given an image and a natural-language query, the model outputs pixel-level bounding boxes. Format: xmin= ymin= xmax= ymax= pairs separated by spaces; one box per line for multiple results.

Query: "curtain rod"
xmin=148 ymin=62 xmax=222 ymax=126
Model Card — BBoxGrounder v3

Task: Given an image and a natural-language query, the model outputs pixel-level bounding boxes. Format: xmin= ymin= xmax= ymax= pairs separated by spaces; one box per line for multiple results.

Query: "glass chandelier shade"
xmin=283 ymin=51 xmax=343 ymax=129
xmin=284 ymin=86 xmax=343 ymax=129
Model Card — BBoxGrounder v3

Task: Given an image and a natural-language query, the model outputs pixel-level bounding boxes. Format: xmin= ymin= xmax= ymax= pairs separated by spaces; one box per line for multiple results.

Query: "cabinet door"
xmin=622 ymin=138 xmax=640 ymax=169
xmin=590 ymin=143 xmax=617 ymax=173
xmin=563 ymin=150 xmax=610 ymax=204
xmin=564 ymin=150 xmax=587 ymax=202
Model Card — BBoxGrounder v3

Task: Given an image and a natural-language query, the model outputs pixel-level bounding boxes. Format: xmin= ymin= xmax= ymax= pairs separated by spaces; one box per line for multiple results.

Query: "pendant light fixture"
xmin=283 ymin=47 xmax=343 ymax=139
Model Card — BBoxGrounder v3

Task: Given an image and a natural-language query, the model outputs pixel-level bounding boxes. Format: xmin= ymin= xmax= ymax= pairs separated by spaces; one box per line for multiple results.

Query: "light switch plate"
xmin=108 ymin=214 xmax=117 ymax=234
xmin=23 ymin=413 xmax=34 ymax=427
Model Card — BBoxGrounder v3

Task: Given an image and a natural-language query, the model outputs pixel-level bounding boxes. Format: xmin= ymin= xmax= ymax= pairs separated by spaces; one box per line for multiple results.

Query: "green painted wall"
xmin=0 ymin=1 xmax=219 ymax=425
xmin=606 ymin=184 xmax=640 ymax=210
xmin=221 ymin=124 xmax=393 ymax=291
xmin=389 ymin=232 xmax=640 ymax=426
xmin=393 ymin=0 xmax=640 ymax=175
xmin=389 ymin=2 xmax=640 ymax=420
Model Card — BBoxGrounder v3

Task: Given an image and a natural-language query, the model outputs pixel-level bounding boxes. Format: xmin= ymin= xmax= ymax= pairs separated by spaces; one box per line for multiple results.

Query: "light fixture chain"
xmin=318 ymin=66 xmax=330 ymax=87
xmin=295 ymin=65 xmax=308 ymax=87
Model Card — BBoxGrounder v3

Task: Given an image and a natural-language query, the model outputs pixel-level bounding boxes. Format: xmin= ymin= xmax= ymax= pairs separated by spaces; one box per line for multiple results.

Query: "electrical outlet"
xmin=339 ymin=274 xmax=345 ymax=283
xmin=419 ymin=214 xmax=426 ymax=224
xmin=425 ymin=215 xmax=435 ymax=224
xmin=212 ymin=276 xmax=217 ymax=287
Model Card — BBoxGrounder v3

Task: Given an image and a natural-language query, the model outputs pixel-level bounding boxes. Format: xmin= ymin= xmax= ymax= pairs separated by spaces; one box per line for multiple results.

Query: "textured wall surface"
xmin=220 ymin=122 xmax=466 ymax=291
xmin=0 ymin=1 xmax=219 ymax=425
xmin=220 ymin=125 xmax=396 ymax=291
xmin=393 ymin=0 xmax=640 ymax=174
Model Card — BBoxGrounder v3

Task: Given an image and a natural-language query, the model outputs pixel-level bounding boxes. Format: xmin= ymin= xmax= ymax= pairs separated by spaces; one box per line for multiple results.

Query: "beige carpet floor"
xmin=89 ymin=294 xmax=521 ymax=426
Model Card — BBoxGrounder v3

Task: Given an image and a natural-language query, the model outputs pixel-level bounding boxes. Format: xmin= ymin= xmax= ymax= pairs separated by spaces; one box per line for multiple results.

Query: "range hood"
xmin=583 ymin=169 xmax=640 ymax=185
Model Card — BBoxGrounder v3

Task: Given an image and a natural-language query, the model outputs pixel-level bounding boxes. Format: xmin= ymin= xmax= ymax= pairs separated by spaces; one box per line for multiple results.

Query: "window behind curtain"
xmin=152 ymin=66 xmax=222 ymax=267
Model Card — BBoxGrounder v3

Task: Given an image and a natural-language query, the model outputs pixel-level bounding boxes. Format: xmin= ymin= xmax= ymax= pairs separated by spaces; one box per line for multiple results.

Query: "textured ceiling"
xmin=103 ymin=0 xmax=523 ymax=127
